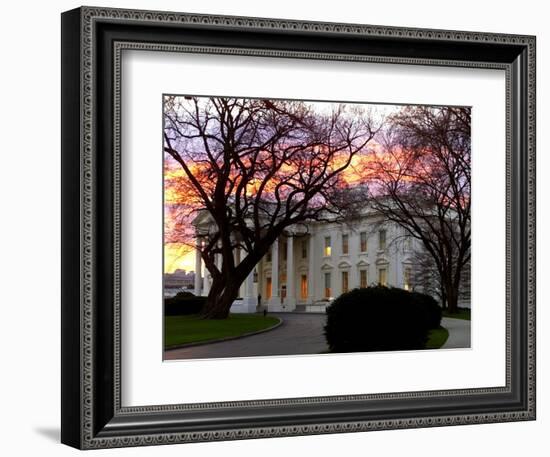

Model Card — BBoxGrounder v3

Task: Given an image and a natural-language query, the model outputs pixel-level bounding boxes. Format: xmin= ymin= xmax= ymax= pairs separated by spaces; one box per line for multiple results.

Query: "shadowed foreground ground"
xmin=164 ymin=314 xmax=470 ymax=361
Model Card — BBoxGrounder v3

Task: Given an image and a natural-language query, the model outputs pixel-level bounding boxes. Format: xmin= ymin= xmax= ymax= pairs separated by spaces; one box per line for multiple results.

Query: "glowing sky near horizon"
xmin=163 ymin=98 xmax=454 ymax=274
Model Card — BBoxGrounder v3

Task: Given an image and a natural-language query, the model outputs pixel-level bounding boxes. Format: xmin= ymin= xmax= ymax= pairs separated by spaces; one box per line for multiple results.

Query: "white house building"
xmin=193 ymin=209 xmax=427 ymax=313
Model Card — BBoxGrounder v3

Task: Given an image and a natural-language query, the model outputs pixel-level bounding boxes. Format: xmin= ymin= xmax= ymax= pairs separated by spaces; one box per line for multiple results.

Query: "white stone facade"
xmin=193 ymin=212 xmax=425 ymax=313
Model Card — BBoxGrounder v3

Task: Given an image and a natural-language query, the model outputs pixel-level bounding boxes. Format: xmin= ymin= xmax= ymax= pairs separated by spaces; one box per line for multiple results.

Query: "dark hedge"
xmin=164 ymin=291 xmax=207 ymax=316
xmin=410 ymin=291 xmax=442 ymax=329
xmin=324 ymin=286 xmax=439 ymax=352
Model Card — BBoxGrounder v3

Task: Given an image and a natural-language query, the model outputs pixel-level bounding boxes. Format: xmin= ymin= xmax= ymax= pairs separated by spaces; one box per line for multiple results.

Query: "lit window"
xmin=379 ymin=229 xmax=387 ymax=250
xmin=324 ymin=272 xmax=332 ymax=298
xmin=301 ymin=240 xmax=308 ymax=259
xmin=378 ymin=268 xmax=387 ymax=286
xmin=360 ymin=269 xmax=368 ymax=288
xmin=342 ymin=234 xmax=349 ymax=255
xmin=341 ymin=271 xmax=349 ymax=293
xmin=360 ymin=232 xmax=367 ymax=252
xmin=300 ymin=274 xmax=308 ymax=299
xmin=266 ymin=277 xmax=272 ymax=299
xmin=404 ymin=267 xmax=412 ymax=291
xmin=324 ymin=236 xmax=332 ymax=257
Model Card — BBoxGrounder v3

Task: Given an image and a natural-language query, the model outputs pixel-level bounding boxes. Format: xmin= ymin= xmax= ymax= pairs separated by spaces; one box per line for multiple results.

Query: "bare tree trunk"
xmin=440 ymin=289 xmax=448 ymax=309
xmin=444 ymin=279 xmax=458 ymax=314
xmin=201 ymin=276 xmax=244 ymax=319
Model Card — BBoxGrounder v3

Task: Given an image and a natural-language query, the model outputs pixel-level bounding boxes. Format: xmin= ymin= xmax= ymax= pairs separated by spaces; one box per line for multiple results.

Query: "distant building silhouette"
xmin=164 ymin=269 xmax=195 ymax=290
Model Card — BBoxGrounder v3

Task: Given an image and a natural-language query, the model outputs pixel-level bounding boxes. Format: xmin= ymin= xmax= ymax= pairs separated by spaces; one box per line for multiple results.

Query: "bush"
xmin=164 ymin=292 xmax=207 ymax=316
xmin=324 ymin=286 xmax=433 ymax=352
xmin=410 ymin=291 xmax=442 ymax=329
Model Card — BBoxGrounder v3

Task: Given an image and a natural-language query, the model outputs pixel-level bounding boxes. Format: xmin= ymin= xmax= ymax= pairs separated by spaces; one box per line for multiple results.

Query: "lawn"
xmin=442 ymin=307 xmax=471 ymax=321
xmin=165 ymin=313 xmax=280 ymax=349
xmin=426 ymin=326 xmax=449 ymax=349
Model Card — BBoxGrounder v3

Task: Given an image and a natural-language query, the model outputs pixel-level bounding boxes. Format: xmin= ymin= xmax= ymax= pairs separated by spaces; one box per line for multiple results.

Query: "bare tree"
xmin=367 ymin=106 xmax=471 ymax=314
xmin=411 ymin=245 xmax=471 ymax=309
xmin=164 ymin=96 xmax=379 ymax=318
xmin=411 ymin=247 xmax=445 ymax=303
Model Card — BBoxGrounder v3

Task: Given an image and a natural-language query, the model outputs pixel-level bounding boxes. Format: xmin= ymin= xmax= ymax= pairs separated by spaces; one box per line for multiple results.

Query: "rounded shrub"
xmin=324 ymin=286 xmax=432 ymax=352
xmin=164 ymin=292 xmax=207 ymax=316
xmin=410 ymin=291 xmax=442 ymax=329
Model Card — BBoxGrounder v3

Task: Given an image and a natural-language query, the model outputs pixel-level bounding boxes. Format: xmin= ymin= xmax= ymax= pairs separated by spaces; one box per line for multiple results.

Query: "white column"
xmin=241 ymin=270 xmax=256 ymax=312
xmin=234 ymin=247 xmax=244 ymax=298
xmin=307 ymin=233 xmax=315 ymax=304
xmin=194 ymin=246 xmax=202 ymax=296
xmin=202 ymin=262 xmax=210 ymax=296
xmin=269 ymin=238 xmax=280 ymax=309
xmin=285 ymin=236 xmax=295 ymax=310
xmin=215 ymin=250 xmax=222 ymax=271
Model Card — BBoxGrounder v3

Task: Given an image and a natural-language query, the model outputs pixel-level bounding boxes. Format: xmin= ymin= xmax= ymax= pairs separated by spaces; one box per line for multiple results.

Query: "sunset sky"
xmin=164 ymin=147 xmax=384 ymax=273
xmin=163 ymin=99 xmax=432 ymax=274
xmin=165 ymin=243 xmax=195 ymax=274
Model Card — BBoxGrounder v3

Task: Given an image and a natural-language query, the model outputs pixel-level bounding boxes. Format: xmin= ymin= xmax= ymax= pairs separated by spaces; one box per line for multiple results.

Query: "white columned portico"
xmin=307 ymin=233 xmax=315 ymax=304
xmin=194 ymin=246 xmax=202 ymax=296
xmin=268 ymin=238 xmax=280 ymax=310
xmin=285 ymin=235 xmax=296 ymax=310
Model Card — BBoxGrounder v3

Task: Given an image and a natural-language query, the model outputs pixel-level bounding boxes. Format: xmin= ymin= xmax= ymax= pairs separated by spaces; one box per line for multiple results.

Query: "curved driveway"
xmin=164 ymin=313 xmax=328 ymax=360
xmin=440 ymin=317 xmax=471 ymax=349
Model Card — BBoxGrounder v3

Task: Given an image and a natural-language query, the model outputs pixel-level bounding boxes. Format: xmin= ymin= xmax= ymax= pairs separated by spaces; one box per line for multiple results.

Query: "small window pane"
xmin=301 ymin=274 xmax=308 ymax=299
xmin=360 ymin=232 xmax=367 ymax=252
xmin=324 ymin=236 xmax=332 ymax=257
xmin=404 ymin=267 xmax=412 ymax=291
xmin=342 ymin=234 xmax=349 ymax=255
xmin=360 ymin=269 xmax=368 ymax=288
xmin=379 ymin=268 xmax=387 ymax=286
xmin=341 ymin=271 xmax=349 ymax=293
xmin=379 ymin=230 xmax=387 ymax=250
xmin=324 ymin=272 xmax=332 ymax=298
xmin=266 ymin=277 xmax=272 ymax=299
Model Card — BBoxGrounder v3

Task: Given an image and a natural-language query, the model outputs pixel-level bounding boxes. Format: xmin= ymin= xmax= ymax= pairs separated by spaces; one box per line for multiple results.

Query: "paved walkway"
xmin=164 ymin=313 xmax=328 ymax=360
xmin=441 ymin=317 xmax=471 ymax=349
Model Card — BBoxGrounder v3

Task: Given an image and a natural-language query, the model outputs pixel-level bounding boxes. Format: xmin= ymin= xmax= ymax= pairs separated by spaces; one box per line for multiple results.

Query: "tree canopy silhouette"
xmin=366 ymin=106 xmax=471 ymax=313
xmin=164 ymin=96 xmax=379 ymax=318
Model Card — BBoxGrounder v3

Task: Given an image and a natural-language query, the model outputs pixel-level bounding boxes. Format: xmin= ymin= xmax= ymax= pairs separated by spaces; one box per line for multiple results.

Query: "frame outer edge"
xmin=526 ymin=36 xmax=536 ymax=420
xmin=61 ymin=7 xmax=84 ymax=450
xmin=81 ymin=5 xmax=97 ymax=450
xmin=80 ymin=5 xmax=535 ymax=43
xmin=70 ymin=6 xmax=536 ymax=449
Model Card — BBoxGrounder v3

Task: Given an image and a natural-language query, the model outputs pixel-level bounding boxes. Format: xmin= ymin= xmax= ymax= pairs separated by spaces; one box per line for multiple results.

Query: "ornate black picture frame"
xmin=61 ymin=6 xmax=536 ymax=449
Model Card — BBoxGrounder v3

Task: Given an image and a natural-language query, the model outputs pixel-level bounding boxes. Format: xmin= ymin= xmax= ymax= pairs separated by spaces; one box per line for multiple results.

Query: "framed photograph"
xmin=61 ymin=6 xmax=536 ymax=449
